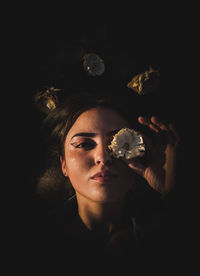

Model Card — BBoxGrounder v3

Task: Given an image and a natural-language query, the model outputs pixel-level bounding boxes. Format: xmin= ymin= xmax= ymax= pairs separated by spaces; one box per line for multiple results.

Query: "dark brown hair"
xmin=37 ymin=90 xmax=142 ymax=204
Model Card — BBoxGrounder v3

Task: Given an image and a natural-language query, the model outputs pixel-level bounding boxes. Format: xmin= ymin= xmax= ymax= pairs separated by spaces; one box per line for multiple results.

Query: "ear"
xmin=60 ymin=156 xmax=68 ymax=177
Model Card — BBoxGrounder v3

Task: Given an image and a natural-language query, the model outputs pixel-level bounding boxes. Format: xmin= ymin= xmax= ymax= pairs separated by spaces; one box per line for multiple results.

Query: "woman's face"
xmin=61 ymin=107 xmax=135 ymax=203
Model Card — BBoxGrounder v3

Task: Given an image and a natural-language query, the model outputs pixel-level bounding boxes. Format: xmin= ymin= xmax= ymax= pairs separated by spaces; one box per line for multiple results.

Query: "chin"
xmin=90 ymin=190 xmax=126 ymax=203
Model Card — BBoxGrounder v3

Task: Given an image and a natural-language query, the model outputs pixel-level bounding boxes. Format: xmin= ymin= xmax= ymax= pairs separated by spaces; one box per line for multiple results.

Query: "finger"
xmin=138 ymin=116 xmax=160 ymax=133
xmin=138 ymin=116 xmax=151 ymax=126
xmin=169 ymin=123 xmax=180 ymax=146
xmin=150 ymin=116 xmax=169 ymax=131
xmin=126 ymin=159 xmax=145 ymax=176
xmin=169 ymin=123 xmax=179 ymax=139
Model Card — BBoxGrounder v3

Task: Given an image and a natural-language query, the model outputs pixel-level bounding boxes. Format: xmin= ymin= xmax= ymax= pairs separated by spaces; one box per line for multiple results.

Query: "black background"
xmin=5 ymin=4 xmax=198 ymax=268
xmin=17 ymin=8 xmax=193 ymax=200
xmin=2 ymin=3 xmax=198 ymax=274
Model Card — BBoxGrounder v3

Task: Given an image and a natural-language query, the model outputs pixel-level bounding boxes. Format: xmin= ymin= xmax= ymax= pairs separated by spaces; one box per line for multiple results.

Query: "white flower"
xmin=108 ymin=128 xmax=145 ymax=159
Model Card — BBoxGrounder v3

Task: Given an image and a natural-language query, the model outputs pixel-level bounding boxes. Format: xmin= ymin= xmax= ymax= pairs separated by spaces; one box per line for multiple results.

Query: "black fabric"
xmin=23 ymin=188 xmax=187 ymax=273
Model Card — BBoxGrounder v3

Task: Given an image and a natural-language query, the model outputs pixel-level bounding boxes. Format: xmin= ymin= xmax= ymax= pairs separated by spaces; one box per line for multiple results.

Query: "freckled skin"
xmin=60 ymin=107 xmax=136 ymax=203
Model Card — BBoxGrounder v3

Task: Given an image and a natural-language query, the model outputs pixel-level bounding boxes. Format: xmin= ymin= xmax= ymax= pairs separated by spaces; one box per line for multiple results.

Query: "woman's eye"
xmin=75 ymin=142 xmax=95 ymax=150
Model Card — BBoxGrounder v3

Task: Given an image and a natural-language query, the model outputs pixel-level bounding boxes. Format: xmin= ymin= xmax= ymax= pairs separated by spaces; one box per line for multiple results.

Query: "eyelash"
xmin=74 ymin=142 xmax=96 ymax=150
xmin=71 ymin=137 xmax=114 ymax=151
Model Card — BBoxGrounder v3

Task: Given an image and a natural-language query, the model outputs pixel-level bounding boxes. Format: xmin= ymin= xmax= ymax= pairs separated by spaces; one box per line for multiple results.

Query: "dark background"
xmin=5 ymin=4 xmax=198 ymax=271
xmin=20 ymin=11 xmax=192 ymax=198
xmin=7 ymin=3 xmax=196 ymax=222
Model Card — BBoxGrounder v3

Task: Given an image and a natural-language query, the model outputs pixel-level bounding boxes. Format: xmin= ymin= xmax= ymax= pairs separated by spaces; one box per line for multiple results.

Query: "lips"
xmin=91 ymin=171 xmax=118 ymax=182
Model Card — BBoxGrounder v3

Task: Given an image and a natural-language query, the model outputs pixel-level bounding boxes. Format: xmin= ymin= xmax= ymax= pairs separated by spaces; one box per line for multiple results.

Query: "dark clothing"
xmin=30 ymin=188 xmax=184 ymax=272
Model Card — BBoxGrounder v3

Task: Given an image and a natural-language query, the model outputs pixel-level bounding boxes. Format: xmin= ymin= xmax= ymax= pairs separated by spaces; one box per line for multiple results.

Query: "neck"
xmin=76 ymin=193 xmax=125 ymax=233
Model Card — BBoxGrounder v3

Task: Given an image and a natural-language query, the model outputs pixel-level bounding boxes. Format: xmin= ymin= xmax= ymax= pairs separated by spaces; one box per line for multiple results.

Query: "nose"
xmin=94 ymin=141 xmax=112 ymax=166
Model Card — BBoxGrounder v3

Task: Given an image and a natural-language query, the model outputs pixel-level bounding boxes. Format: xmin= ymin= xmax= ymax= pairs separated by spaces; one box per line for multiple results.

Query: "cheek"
xmin=65 ymin=151 xmax=92 ymax=181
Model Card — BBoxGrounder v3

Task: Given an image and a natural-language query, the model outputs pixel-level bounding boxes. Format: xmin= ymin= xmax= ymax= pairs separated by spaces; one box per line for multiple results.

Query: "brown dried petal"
xmin=127 ymin=67 xmax=159 ymax=95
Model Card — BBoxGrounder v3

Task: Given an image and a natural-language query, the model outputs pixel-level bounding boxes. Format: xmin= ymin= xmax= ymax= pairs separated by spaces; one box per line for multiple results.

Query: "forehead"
xmin=68 ymin=107 xmax=130 ymax=137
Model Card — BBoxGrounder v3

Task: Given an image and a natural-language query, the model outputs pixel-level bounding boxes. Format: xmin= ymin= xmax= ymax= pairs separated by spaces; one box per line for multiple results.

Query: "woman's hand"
xmin=125 ymin=116 xmax=180 ymax=196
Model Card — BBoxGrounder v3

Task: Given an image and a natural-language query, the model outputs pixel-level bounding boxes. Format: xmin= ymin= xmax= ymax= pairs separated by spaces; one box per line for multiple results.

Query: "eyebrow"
xmin=70 ymin=129 xmax=121 ymax=141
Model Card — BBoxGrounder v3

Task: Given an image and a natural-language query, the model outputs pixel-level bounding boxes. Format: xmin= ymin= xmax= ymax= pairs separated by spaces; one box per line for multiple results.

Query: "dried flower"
xmin=108 ymin=128 xmax=145 ymax=159
xmin=83 ymin=53 xmax=105 ymax=76
xmin=127 ymin=66 xmax=159 ymax=95
xmin=33 ymin=86 xmax=61 ymax=113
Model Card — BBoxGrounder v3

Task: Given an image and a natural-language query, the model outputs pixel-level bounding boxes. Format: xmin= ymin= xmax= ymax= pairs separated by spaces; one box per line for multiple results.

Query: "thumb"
xmin=126 ymin=158 xmax=145 ymax=177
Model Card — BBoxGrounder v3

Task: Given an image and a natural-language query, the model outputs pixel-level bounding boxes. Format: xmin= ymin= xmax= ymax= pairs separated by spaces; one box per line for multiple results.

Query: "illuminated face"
xmin=60 ymin=107 xmax=135 ymax=203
